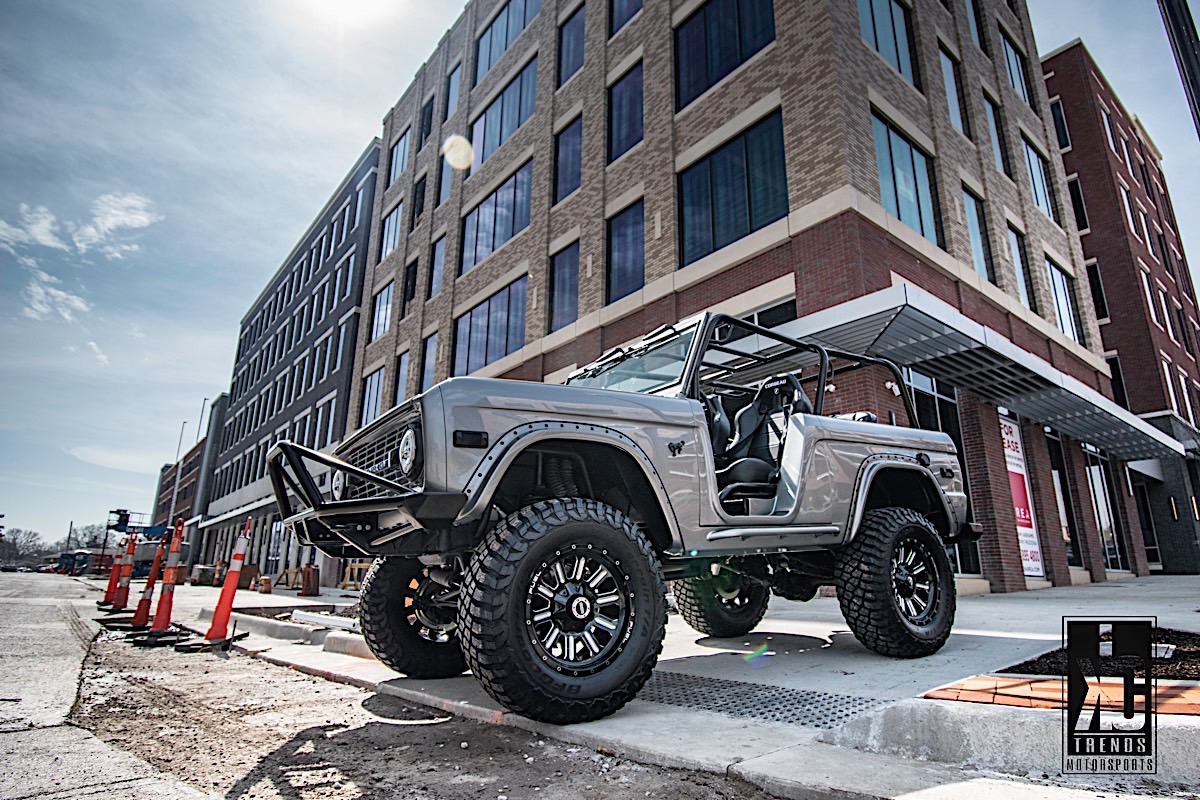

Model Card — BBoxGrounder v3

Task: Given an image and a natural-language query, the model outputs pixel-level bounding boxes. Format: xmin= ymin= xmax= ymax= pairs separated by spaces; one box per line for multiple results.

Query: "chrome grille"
xmin=335 ymin=408 xmax=422 ymax=500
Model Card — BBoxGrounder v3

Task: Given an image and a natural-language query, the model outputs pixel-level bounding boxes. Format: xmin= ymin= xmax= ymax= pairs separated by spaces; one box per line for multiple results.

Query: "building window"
xmin=361 ymin=367 xmax=385 ymax=427
xmin=453 ymin=277 xmax=528 ymax=375
xmin=1084 ymin=446 xmax=1129 ymax=571
xmin=1001 ymin=30 xmax=1033 ymax=108
xmin=1160 ymin=287 xmax=1176 ymax=340
xmin=1141 ymin=271 xmax=1161 ymax=326
xmin=418 ymin=96 xmax=436 ymax=149
xmin=428 ymin=237 xmax=445 ymax=299
xmin=1047 ymin=258 xmax=1080 ymax=343
xmin=1163 ymin=358 xmax=1180 ymax=413
xmin=389 ymin=129 xmax=410 ymax=185
xmin=676 ymin=0 xmax=776 ymax=109
xmin=1066 ymin=176 xmax=1089 ymax=231
xmin=445 ymin=63 xmax=462 ymax=119
xmin=1050 ymin=98 xmax=1071 ymax=149
xmin=963 ymin=0 xmax=986 ymax=51
xmin=872 ymin=113 xmax=939 ymax=245
xmin=858 ymin=0 xmax=916 ymax=85
xmin=401 ymin=261 xmax=418 ymax=319
xmin=555 ymin=116 xmax=583 ymax=204
xmin=1139 ymin=210 xmax=1153 ymax=250
xmin=370 ymin=282 xmax=393 ymax=342
xmin=471 ymin=57 xmax=539 ymax=169
xmin=355 ymin=185 xmax=368 ymax=228
xmin=550 ymin=242 xmax=580 ymax=332
xmin=1103 ymin=108 xmax=1118 ymax=151
xmin=381 ymin=203 xmax=403 ymax=261
xmin=395 ymin=351 xmax=410 ymax=405
xmin=410 ymin=176 xmax=427 ymax=231
xmin=607 ymin=201 xmax=644 ymax=304
xmin=679 ymin=112 xmax=788 ymax=266
xmin=559 ymin=4 xmax=585 ymax=86
xmin=1106 ymin=356 xmax=1129 ymax=409
xmin=609 ymin=62 xmax=643 ymax=161
xmin=962 ymin=187 xmax=993 ymax=282
xmin=1085 ymin=261 xmax=1108 ymax=320
xmin=940 ymin=49 xmax=969 ymax=137
xmin=1120 ymin=185 xmax=1137 ymax=234
xmin=475 ymin=0 xmax=540 ymax=84
xmin=1023 ymin=138 xmax=1056 ymax=222
xmin=984 ymin=94 xmax=1009 ymax=176
xmin=1180 ymin=368 xmax=1196 ymax=425
xmin=1133 ymin=481 xmax=1162 ymax=566
xmin=438 ymin=154 xmax=453 ymax=206
xmin=610 ymin=0 xmax=641 ymax=35
xmin=461 ymin=160 xmax=533 ymax=273
xmin=421 ymin=333 xmax=438 ymax=393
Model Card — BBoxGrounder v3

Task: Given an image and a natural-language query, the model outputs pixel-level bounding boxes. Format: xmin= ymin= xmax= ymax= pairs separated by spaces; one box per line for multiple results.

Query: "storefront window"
xmin=1084 ymin=445 xmax=1129 ymax=571
xmin=905 ymin=369 xmax=981 ymax=574
xmin=1045 ymin=430 xmax=1082 ymax=568
xmin=1132 ymin=481 xmax=1161 ymax=567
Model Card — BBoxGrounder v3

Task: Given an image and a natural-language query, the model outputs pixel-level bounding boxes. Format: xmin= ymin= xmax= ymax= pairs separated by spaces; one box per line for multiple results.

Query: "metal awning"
xmin=775 ymin=284 xmax=1183 ymax=461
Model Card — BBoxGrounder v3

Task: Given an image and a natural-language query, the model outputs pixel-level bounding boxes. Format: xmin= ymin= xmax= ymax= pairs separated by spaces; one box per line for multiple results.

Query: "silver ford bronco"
xmin=268 ymin=313 xmax=979 ymax=724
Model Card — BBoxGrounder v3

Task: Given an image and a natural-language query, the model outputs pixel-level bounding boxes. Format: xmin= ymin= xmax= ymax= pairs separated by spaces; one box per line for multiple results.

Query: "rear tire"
xmin=458 ymin=499 xmax=666 ymax=724
xmin=674 ymin=564 xmax=769 ymax=638
xmin=835 ymin=507 xmax=955 ymax=658
xmin=359 ymin=557 xmax=467 ymax=678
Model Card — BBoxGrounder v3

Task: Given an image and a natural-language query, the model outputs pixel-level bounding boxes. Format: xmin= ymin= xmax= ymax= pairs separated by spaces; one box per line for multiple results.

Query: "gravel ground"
xmin=71 ymin=631 xmax=778 ymax=800
xmin=1003 ymin=627 xmax=1200 ymax=680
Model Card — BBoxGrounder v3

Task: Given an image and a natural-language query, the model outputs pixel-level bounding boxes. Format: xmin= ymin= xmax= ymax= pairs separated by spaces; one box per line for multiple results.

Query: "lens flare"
xmin=742 ymin=642 xmax=770 ymax=664
xmin=442 ymin=135 xmax=473 ymax=171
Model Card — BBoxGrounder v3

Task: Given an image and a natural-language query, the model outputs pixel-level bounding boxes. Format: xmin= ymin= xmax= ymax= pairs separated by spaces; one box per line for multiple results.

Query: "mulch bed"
xmin=1002 ymin=627 xmax=1200 ymax=681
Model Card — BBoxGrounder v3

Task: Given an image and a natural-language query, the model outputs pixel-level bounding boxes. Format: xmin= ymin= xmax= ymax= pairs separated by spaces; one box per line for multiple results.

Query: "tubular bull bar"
xmin=266 ymin=441 xmax=466 ymax=555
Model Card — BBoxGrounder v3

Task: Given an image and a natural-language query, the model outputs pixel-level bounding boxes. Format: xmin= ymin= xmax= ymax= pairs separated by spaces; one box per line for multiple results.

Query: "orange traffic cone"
xmin=108 ymin=535 xmax=139 ymax=612
xmin=128 ymin=535 xmax=167 ymax=628
xmin=96 ymin=538 xmax=125 ymax=607
xmin=203 ymin=517 xmax=252 ymax=643
xmin=130 ymin=519 xmax=191 ymax=647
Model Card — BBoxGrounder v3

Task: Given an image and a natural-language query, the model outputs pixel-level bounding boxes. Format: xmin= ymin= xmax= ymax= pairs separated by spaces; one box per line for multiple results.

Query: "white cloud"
xmin=67 ymin=445 xmax=163 ymax=475
xmin=86 ymin=341 xmax=109 ymax=365
xmin=22 ymin=267 xmax=92 ymax=323
xmin=0 ymin=204 xmax=70 ymax=251
xmin=71 ymin=192 xmax=162 ymax=257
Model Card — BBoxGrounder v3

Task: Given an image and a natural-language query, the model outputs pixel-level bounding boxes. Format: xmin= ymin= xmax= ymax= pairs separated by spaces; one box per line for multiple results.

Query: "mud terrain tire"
xmin=835 ymin=507 xmax=956 ymax=658
xmin=458 ymin=498 xmax=666 ymax=724
xmin=674 ymin=568 xmax=769 ymax=638
xmin=359 ymin=557 xmax=467 ymax=678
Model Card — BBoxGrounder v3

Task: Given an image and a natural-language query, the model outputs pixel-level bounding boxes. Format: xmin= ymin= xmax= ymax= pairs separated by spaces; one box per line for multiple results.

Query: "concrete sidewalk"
xmin=73 ymin=572 xmax=1200 ymax=798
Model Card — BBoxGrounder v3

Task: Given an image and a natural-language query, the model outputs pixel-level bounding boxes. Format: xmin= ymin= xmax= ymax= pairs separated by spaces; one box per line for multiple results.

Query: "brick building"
xmin=1044 ymin=39 xmax=1200 ymax=573
xmin=345 ymin=0 xmax=1183 ymax=592
xmin=151 ymin=437 xmax=207 ymax=527
xmin=197 ymin=141 xmax=380 ymax=584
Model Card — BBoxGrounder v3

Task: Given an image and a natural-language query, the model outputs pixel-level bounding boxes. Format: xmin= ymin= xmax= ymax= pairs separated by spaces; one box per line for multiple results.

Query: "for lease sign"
xmin=1000 ymin=417 xmax=1044 ymax=578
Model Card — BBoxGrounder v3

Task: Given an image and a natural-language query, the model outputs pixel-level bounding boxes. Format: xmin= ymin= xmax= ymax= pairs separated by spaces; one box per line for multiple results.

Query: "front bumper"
xmin=267 ymin=441 xmax=466 ymax=557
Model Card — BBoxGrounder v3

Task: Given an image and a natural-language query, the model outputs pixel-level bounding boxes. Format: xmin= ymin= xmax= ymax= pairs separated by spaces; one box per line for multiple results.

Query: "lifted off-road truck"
xmin=268 ymin=313 xmax=979 ymax=724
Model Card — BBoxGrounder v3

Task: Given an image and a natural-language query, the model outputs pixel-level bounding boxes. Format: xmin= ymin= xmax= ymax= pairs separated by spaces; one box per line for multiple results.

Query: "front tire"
xmin=458 ymin=499 xmax=667 ymax=724
xmin=674 ymin=563 xmax=769 ymax=638
xmin=834 ymin=507 xmax=956 ymax=658
xmin=359 ymin=557 xmax=467 ymax=678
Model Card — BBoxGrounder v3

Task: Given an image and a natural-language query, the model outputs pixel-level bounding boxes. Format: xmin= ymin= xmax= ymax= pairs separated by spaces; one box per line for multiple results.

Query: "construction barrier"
xmin=108 ymin=535 xmax=138 ymax=612
xmin=299 ymin=564 xmax=319 ymax=597
xmin=96 ymin=538 xmax=125 ymax=607
xmin=130 ymin=519 xmax=191 ymax=647
xmin=339 ymin=560 xmax=374 ymax=590
xmin=274 ymin=568 xmax=303 ymax=589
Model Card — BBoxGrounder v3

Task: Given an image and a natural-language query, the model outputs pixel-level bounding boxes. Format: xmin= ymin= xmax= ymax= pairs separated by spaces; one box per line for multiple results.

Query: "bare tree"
xmin=0 ymin=528 xmax=48 ymax=561
xmin=72 ymin=523 xmax=109 ymax=549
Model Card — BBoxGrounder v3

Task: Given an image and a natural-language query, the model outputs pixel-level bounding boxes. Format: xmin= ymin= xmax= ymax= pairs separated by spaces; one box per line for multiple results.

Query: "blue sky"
xmin=0 ymin=1 xmax=1196 ymax=543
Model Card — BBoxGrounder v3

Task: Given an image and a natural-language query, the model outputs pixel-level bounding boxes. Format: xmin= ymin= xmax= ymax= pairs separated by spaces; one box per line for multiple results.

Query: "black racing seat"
xmin=715 ymin=373 xmax=809 ymax=506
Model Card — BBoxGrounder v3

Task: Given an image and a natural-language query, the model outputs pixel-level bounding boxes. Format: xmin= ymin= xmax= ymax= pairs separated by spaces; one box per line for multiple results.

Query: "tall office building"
xmin=347 ymin=0 xmax=1182 ymax=592
xmin=198 ymin=141 xmax=380 ymax=583
xmin=1044 ymin=39 xmax=1200 ymax=573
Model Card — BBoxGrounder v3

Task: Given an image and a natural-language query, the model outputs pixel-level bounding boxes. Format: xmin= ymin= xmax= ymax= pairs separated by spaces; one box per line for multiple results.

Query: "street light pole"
xmin=167 ymin=420 xmax=188 ymax=525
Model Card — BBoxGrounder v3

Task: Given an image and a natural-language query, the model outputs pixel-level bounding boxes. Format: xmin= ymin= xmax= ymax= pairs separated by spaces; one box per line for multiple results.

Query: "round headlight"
xmin=398 ymin=428 xmax=419 ymax=475
xmin=331 ymin=470 xmax=345 ymax=500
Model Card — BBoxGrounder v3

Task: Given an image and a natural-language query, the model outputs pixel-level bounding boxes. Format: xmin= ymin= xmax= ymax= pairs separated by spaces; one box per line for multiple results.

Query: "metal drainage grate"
xmin=639 ymin=671 xmax=882 ymax=729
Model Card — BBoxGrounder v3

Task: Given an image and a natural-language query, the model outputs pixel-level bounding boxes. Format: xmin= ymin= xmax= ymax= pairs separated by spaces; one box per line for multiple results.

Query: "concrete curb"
xmin=196 ymin=608 xmax=323 ymax=643
xmin=820 ymin=697 xmax=1200 ymax=786
xmin=322 ymin=630 xmax=376 ymax=660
